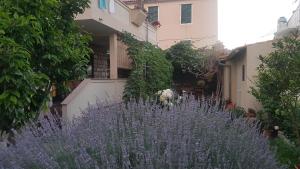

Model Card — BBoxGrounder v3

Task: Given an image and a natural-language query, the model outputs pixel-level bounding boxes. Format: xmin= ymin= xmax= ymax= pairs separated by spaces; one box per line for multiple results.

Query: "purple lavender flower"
xmin=0 ymin=97 xmax=285 ymax=169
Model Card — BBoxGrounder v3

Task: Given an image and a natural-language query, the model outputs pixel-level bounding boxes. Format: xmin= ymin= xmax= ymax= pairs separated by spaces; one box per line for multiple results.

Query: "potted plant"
xmin=151 ymin=20 xmax=161 ymax=27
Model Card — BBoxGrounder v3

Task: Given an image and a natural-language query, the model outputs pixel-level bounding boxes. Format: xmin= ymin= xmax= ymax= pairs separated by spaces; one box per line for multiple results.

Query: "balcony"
xmin=75 ymin=0 xmax=157 ymax=44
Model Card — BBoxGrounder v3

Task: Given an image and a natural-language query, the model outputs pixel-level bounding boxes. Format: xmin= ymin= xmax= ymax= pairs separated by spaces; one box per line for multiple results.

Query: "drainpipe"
xmin=218 ymin=60 xmax=232 ymax=101
xmin=146 ymin=21 xmax=149 ymax=42
xmin=228 ymin=65 xmax=232 ymax=101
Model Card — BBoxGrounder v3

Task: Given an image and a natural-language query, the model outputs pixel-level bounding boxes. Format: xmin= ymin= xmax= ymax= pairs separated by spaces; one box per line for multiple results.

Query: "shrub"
xmin=270 ymin=138 xmax=300 ymax=169
xmin=121 ymin=32 xmax=173 ymax=101
xmin=167 ymin=41 xmax=203 ymax=76
xmin=0 ymin=97 xmax=284 ymax=169
xmin=228 ymin=106 xmax=246 ymax=118
xmin=166 ymin=41 xmax=219 ymax=96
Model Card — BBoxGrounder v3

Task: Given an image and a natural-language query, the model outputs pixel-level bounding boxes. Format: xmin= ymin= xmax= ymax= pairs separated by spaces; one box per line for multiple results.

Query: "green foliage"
xmin=121 ymin=33 xmax=173 ymax=101
xmin=0 ymin=0 xmax=91 ymax=131
xmin=228 ymin=106 xmax=246 ymax=118
xmin=0 ymin=37 xmax=48 ymax=131
xmin=270 ymin=138 xmax=300 ymax=169
xmin=166 ymin=41 xmax=214 ymax=81
xmin=251 ymin=36 xmax=300 ymax=143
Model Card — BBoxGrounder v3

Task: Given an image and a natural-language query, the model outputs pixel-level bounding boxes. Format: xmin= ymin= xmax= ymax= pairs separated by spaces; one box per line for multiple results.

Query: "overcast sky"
xmin=218 ymin=0 xmax=299 ymax=49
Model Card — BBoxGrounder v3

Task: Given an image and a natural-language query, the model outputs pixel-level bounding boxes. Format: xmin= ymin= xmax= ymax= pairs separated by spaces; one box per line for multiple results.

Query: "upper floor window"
xmin=148 ymin=6 xmax=158 ymax=23
xmin=181 ymin=4 xmax=192 ymax=24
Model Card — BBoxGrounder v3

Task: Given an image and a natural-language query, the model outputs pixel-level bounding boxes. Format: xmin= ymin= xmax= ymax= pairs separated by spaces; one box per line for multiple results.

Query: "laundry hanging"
xmin=98 ymin=0 xmax=107 ymax=9
xmin=108 ymin=0 xmax=115 ymax=13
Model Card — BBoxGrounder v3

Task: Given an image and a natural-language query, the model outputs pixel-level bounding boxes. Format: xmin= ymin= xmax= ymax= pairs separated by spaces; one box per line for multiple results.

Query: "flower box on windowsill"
xmin=151 ymin=20 xmax=161 ymax=28
xmin=130 ymin=9 xmax=147 ymax=27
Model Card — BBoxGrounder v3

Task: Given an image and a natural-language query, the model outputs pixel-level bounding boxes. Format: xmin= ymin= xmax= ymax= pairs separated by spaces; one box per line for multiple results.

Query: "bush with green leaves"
xmin=0 ymin=0 xmax=91 ymax=131
xmin=0 ymin=97 xmax=285 ymax=169
xmin=165 ymin=41 xmax=220 ymax=97
xmin=228 ymin=106 xmax=246 ymax=118
xmin=166 ymin=41 xmax=216 ymax=81
xmin=0 ymin=37 xmax=48 ymax=132
xmin=251 ymin=36 xmax=300 ymax=144
xmin=270 ymin=138 xmax=300 ymax=169
xmin=121 ymin=33 xmax=173 ymax=101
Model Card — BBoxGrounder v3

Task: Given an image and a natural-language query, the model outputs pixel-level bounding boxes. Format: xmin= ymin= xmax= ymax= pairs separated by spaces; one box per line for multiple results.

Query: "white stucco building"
xmin=275 ymin=2 xmax=300 ymax=38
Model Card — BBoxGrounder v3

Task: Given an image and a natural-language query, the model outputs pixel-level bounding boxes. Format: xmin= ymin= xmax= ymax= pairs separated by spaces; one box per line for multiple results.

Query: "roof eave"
xmin=224 ymin=46 xmax=247 ymax=61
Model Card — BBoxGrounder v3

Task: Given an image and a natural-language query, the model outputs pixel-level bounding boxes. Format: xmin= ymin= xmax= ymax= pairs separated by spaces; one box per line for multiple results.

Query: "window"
xmin=242 ymin=65 xmax=245 ymax=81
xmin=181 ymin=4 xmax=192 ymax=24
xmin=148 ymin=6 xmax=158 ymax=23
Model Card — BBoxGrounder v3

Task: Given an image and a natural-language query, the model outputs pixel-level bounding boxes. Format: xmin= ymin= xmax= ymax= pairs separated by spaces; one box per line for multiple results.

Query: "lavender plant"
xmin=0 ymin=97 xmax=285 ymax=169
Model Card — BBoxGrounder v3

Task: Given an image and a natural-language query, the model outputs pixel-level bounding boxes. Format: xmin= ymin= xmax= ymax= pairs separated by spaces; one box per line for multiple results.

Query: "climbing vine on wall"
xmin=121 ymin=32 xmax=173 ymax=101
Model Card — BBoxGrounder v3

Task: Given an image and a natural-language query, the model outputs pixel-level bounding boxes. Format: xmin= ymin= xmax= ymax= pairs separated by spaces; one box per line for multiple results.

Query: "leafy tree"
xmin=166 ymin=41 xmax=219 ymax=96
xmin=0 ymin=0 xmax=91 ymax=131
xmin=121 ymin=33 xmax=173 ymax=101
xmin=166 ymin=41 xmax=216 ymax=79
xmin=251 ymin=35 xmax=300 ymax=144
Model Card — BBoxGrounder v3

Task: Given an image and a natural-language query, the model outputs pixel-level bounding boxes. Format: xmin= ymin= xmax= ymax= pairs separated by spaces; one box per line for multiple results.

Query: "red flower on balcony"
xmin=151 ymin=20 xmax=161 ymax=27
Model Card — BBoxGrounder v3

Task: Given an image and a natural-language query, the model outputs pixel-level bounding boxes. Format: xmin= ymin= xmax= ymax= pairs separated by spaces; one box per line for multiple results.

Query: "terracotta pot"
xmin=262 ymin=129 xmax=272 ymax=138
xmin=263 ymin=129 xmax=279 ymax=139
xmin=246 ymin=112 xmax=256 ymax=118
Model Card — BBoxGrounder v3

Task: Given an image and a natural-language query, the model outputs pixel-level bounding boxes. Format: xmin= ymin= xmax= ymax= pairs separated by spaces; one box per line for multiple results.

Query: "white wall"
xmin=62 ymin=79 xmax=126 ymax=121
xmin=288 ymin=5 xmax=300 ymax=28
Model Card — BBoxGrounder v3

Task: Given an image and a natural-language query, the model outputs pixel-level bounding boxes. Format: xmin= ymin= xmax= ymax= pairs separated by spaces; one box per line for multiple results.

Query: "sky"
xmin=218 ymin=0 xmax=299 ymax=49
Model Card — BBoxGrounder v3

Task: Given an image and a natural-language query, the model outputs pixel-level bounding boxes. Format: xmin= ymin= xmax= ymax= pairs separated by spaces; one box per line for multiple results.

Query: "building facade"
xmin=123 ymin=0 xmax=218 ymax=49
xmin=222 ymin=40 xmax=274 ymax=112
xmin=222 ymin=3 xmax=300 ymax=112
xmin=61 ymin=0 xmax=157 ymax=120
xmin=275 ymin=2 xmax=300 ymax=38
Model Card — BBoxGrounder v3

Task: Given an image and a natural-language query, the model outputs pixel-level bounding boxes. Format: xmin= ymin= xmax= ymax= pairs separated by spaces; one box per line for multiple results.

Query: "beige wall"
xmin=223 ymin=40 xmax=274 ymax=111
xmin=223 ymin=54 xmax=245 ymax=106
xmin=140 ymin=0 xmax=218 ymax=49
xmin=244 ymin=40 xmax=274 ymax=110
xmin=62 ymin=79 xmax=126 ymax=121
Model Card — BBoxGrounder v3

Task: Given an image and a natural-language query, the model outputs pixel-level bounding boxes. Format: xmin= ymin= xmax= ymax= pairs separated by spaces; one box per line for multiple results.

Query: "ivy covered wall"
xmin=121 ymin=33 xmax=173 ymax=101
